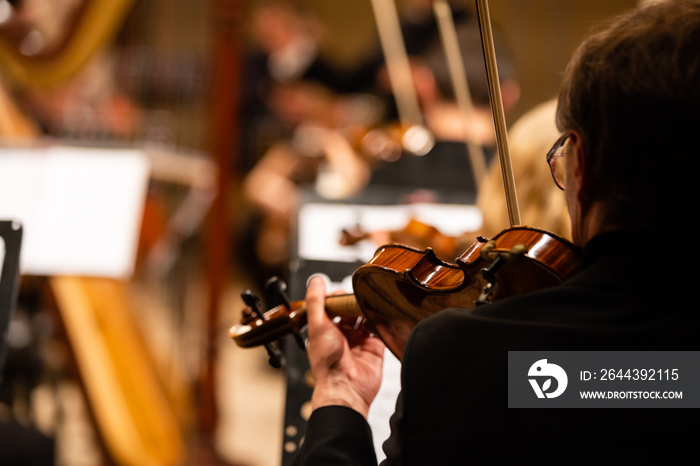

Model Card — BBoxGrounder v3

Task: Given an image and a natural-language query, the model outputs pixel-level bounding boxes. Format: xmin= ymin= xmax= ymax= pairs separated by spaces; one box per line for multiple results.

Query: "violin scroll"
xmin=230 ymin=278 xmax=370 ymax=367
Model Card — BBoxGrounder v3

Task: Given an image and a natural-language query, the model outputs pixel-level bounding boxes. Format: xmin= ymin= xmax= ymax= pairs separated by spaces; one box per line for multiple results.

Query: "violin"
xmin=229 ymin=226 xmax=580 ymax=361
xmin=340 ymin=217 xmax=464 ymax=260
xmin=229 ymin=0 xmax=582 ymax=363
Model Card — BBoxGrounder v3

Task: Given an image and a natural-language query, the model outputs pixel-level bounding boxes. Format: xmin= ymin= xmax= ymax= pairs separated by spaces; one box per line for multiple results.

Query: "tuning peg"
xmin=265 ymin=276 xmax=307 ymax=351
xmin=265 ymin=276 xmax=291 ymax=309
xmin=239 ymin=289 xmax=286 ymax=368
xmin=265 ymin=344 xmax=285 ymax=369
xmin=241 ymin=289 xmax=264 ymax=319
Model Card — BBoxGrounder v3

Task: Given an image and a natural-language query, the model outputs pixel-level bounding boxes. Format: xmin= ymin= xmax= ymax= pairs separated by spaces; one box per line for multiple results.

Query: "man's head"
xmin=556 ymin=0 xmax=700 ymax=237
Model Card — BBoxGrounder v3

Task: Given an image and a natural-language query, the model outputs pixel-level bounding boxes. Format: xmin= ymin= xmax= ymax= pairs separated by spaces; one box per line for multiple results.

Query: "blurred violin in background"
xmin=340 ymin=217 xmax=465 ymax=261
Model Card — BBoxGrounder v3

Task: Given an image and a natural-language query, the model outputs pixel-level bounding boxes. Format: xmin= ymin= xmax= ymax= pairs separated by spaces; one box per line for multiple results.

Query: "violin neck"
xmin=323 ymin=294 xmax=363 ymax=320
xmin=229 ymin=293 xmax=365 ymax=349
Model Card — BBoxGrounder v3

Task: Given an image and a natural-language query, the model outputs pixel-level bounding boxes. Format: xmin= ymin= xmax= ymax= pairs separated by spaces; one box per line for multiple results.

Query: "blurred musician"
xmin=239 ymin=6 xmax=518 ymax=277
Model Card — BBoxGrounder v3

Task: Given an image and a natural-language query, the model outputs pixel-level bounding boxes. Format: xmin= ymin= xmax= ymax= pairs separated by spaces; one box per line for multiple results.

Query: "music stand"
xmin=0 ymin=220 xmax=23 ymax=389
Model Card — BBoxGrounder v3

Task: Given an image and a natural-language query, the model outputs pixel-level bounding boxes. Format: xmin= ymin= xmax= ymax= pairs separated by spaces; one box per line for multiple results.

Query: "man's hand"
xmin=305 ymin=276 xmax=385 ymax=419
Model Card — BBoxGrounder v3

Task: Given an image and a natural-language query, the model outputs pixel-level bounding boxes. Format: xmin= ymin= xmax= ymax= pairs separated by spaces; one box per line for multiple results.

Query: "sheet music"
xmin=368 ymin=348 xmax=401 ymax=462
xmin=0 ymin=146 xmax=149 ymax=278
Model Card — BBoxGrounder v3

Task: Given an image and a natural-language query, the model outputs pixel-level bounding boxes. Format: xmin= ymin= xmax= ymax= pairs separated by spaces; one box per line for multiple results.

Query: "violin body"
xmin=354 ymin=226 xmax=580 ymax=359
xmin=230 ymin=226 xmax=580 ymax=361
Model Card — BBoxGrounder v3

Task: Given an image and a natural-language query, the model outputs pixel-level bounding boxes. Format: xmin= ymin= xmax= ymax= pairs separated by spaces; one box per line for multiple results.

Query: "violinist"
xmin=294 ymin=1 xmax=700 ymax=464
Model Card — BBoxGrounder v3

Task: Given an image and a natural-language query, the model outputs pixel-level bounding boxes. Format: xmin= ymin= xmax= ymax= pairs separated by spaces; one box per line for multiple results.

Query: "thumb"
xmin=305 ymin=275 xmax=328 ymax=330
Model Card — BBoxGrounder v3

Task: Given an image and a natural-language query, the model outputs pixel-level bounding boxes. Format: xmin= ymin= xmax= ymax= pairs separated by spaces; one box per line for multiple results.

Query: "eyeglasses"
xmin=546 ymin=132 xmax=571 ymax=190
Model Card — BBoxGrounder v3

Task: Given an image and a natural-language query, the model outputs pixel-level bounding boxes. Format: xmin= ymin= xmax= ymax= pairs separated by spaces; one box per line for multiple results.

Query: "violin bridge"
xmin=476 ymin=243 xmax=529 ymax=305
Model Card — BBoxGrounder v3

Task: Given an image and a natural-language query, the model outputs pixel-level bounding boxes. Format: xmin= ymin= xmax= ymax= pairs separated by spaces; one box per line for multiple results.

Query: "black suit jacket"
xmin=293 ymin=230 xmax=699 ymax=465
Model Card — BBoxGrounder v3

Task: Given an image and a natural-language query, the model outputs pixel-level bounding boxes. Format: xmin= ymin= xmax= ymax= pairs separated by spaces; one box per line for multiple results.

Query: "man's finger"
xmin=305 ymin=275 xmax=327 ymax=328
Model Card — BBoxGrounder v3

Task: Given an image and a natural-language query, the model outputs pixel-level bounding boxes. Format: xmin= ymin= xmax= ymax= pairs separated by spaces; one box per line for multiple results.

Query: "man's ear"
xmin=569 ymin=131 xmax=594 ymax=211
